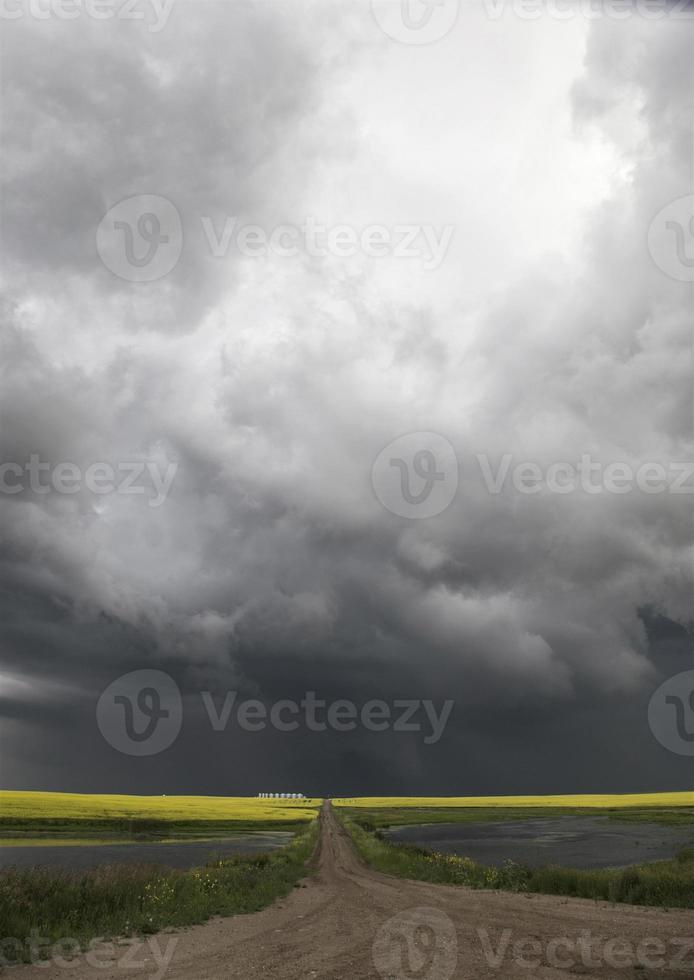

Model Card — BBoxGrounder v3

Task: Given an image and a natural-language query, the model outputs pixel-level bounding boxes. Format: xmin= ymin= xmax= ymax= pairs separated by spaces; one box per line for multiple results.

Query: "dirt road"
xmin=13 ymin=802 xmax=694 ymax=979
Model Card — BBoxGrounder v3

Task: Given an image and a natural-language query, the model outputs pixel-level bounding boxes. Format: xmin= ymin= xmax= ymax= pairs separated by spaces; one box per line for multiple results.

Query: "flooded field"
xmin=384 ymin=816 xmax=694 ymax=869
xmin=0 ymin=832 xmax=292 ymax=870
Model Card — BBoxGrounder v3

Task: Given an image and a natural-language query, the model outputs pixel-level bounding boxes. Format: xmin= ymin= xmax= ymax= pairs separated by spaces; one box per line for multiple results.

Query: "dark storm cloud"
xmin=0 ymin=1 xmax=336 ymax=331
xmin=0 ymin=5 xmax=692 ymax=794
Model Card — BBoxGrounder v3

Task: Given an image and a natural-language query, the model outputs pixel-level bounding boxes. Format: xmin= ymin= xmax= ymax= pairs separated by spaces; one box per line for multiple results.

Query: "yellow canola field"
xmin=0 ymin=791 xmax=322 ymax=822
xmin=332 ymin=792 xmax=694 ymax=808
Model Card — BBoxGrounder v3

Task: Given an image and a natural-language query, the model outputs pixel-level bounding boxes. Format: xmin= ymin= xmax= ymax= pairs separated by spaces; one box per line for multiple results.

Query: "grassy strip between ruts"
xmin=0 ymin=820 xmax=318 ymax=966
xmin=339 ymin=815 xmax=694 ymax=909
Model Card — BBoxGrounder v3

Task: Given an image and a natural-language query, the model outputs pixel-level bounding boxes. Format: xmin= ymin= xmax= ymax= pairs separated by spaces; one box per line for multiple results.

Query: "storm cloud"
xmin=0 ymin=1 xmax=692 ymax=796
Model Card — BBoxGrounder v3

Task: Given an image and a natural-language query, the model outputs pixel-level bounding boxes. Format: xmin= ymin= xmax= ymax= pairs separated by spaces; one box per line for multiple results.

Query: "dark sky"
xmin=0 ymin=1 xmax=692 ymax=798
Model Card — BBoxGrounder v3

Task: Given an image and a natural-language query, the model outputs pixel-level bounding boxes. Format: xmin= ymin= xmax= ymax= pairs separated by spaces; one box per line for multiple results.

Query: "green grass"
xmin=0 ymin=821 xmax=318 ymax=965
xmin=340 ymin=805 xmax=694 ymax=830
xmin=0 ymin=817 xmax=308 ymax=841
xmin=339 ymin=815 xmax=694 ymax=909
xmin=601 ymin=808 xmax=694 ymax=827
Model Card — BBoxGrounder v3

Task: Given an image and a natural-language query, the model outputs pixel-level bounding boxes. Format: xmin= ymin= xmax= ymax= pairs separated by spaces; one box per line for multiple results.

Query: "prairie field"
xmin=0 ymin=792 xmax=322 ymax=841
xmin=0 ymin=792 xmax=323 ymax=963
xmin=333 ymin=792 xmax=694 ymax=831
xmin=333 ymin=793 xmax=694 ymax=910
xmin=338 ymin=814 xmax=694 ymax=910
xmin=0 ymin=792 xmax=320 ymax=824
xmin=0 ymin=822 xmax=319 ymax=965
xmin=333 ymin=792 xmax=694 ymax=809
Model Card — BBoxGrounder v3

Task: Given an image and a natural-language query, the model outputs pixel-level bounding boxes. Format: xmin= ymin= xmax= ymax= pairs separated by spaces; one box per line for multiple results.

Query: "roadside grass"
xmin=339 ymin=816 xmax=694 ymax=910
xmin=0 ymin=821 xmax=318 ymax=965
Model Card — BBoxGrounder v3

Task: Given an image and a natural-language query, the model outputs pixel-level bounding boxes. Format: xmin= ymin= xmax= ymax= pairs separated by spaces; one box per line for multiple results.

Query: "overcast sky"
xmin=0 ymin=1 xmax=692 ymax=797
